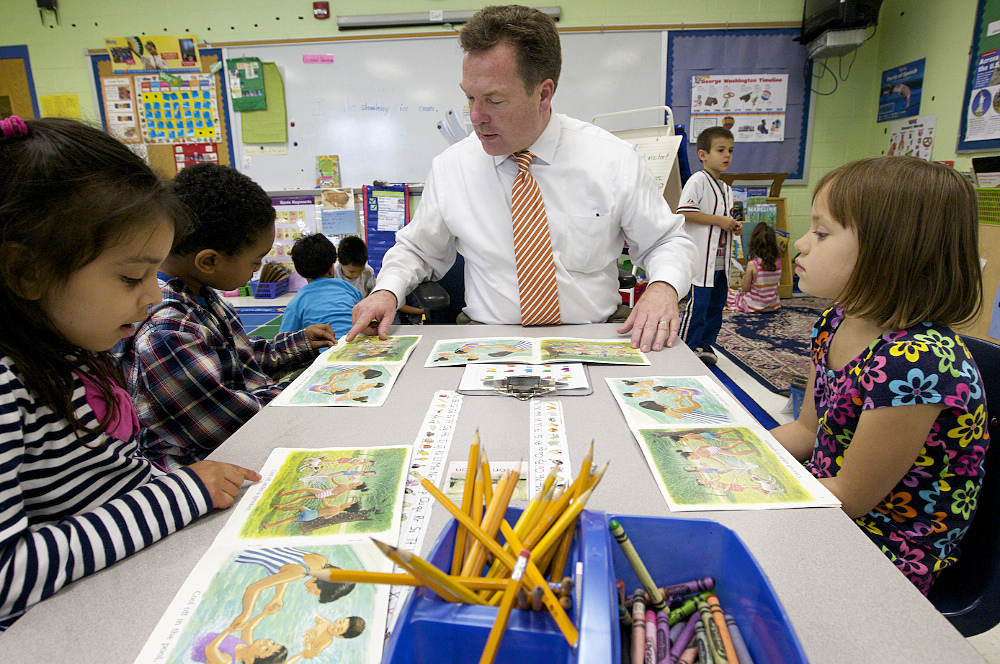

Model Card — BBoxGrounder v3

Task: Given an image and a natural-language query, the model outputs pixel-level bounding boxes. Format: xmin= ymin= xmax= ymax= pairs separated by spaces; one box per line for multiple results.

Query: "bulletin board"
xmin=666 ymin=28 xmax=813 ymax=182
xmin=957 ymin=0 xmax=1000 ymax=152
xmin=221 ymin=30 xmax=667 ymax=190
xmin=89 ymin=48 xmax=236 ymax=177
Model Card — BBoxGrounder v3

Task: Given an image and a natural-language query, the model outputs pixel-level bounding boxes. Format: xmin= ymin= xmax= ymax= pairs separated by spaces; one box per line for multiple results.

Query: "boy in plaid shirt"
xmin=120 ymin=164 xmax=336 ymax=469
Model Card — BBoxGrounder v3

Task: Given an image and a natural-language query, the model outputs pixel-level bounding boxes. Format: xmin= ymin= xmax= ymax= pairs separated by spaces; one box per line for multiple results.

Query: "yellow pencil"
xmin=416 ymin=473 xmax=579 ymax=646
xmin=585 ymin=461 xmax=610 ymax=492
xmin=321 ymin=568 xmax=524 ymax=591
xmin=548 ymin=445 xmax=593 ymax=581
xmin=395 ymin=548 xmax=488 ymax=605
xmin=480 ymin=448 xmax=493 ymax=506
xmin=479 ymin=549 xmax=532 ymax=664
xmin=532 ymin=487 xmax=594 ymax=562
xmin=463 ymin=463 xmax=519 ymax=577
xmin=452 ymin=435 xmax=481 ymax=575
xmin=372 ymin=539 xmax=463 ymax=603
xmin=498 ymin=520 xmax=579 ymax=646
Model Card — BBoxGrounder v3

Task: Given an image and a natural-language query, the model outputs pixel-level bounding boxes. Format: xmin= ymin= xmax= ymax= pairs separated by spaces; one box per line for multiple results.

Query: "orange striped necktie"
xmin=511 ymin=150 xmax=560 ymax=326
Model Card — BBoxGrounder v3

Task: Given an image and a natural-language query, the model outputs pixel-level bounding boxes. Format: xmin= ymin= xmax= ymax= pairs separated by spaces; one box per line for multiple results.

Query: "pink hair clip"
xmin=0 ymin=116 xmax=29 ymax=140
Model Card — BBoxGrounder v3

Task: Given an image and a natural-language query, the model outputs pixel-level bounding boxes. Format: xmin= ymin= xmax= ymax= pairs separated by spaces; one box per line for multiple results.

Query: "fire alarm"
xmin=313 ymin=2 xmax=330 ymax=19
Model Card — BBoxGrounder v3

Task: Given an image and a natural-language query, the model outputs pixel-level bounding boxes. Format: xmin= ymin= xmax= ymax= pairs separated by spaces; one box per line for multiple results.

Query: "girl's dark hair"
xmin=0 ymin=118 xmax=186 ymax=436
xmin=748 ymin=223 xmax=780 ymax=271
xmin=316 ymin=564 xmax=356 ymax=603
xmin=252 ymin=646 xmax=289 ymax=664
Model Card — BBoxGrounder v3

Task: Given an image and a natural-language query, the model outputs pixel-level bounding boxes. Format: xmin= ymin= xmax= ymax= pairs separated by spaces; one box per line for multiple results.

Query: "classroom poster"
xmin=317 ymin=155 xmax=342 ymax=187
xmin=39 ymin=93 xmax=81 ymax=119
xmin=425 ymin=337 xmax=649 ymax=367
xmin=226 ymin=56 xmax=267 ymax=111
xmin=215 ymin=447 xmax=410 ymax=544
xmin=100 ymin=76 xmax=141 ymax=143
xmin=105 ymin=35 xmax=200 ymax=74
xmin=133 ymin=542 xmax=390 ymax=664
xmin=965 ymin=49 xmax=1000 ymax=142
xmin=173 ymin=143 xmax=219 ymax=173
xmin=690 ymin=74 xmax=787 ymax=142
xmin=321 ymin=187 xmax=359 ymax=235
xmin=269 ymin=195 xmax=320 ymax=285
xmin=887 ymin=115 xmax=937 ymax=160
xmin=878 ymin=58 xmax=924 ymax=122
xmin=135 ymin=73 xmax=221 ymax=144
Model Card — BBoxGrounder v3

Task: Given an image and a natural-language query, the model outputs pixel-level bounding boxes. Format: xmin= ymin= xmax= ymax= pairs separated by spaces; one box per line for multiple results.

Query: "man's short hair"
xmin=696 ymin=127 xmax=734 ymax=154
xmin=171 ymin=163 xmax=275 ymax=256
xmin=291 ymin=233 xmax=337 ymax=279
xmin=337 ymin=235 xmax=368 ymax=267
xmin=459 ymin=5 xmax=561 ymax=93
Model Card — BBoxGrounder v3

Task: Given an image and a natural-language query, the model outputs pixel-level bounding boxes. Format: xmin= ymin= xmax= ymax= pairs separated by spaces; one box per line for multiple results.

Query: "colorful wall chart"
xmin=136 ymin=73 xmax=220 ymax=144
xmin=690 ymin=74 xmax=788 ymax=142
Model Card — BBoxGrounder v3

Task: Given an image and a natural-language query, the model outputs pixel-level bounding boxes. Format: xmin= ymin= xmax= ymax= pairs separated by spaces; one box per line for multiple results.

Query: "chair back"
xmin=928 ymin=334 xmax=1000 ymax=636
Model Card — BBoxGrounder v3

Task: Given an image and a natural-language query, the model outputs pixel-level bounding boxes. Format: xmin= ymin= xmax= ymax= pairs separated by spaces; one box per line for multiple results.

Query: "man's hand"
xmin=304 ymin=324 xmax=337 ymax=350
xmin=345 ymin=290 xmax=398 ymax=342
xmin=617 ymin=281 xmax=680 ymax=352
xmin=187 ymin=461 xmax=262 ymax=509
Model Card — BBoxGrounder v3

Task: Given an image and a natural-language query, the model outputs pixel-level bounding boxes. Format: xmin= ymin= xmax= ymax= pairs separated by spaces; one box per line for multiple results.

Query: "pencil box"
xmin=249 ymin=276 xmax=289 ymax=299
xmin=382 ymin=507 xmax=617 ymax=664
xmin=607 ymin=513 xmax=808 ymax=664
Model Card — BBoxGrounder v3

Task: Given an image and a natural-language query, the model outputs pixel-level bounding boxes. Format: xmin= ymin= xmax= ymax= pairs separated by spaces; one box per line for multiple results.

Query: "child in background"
xmin=771 ymin=156 xmax=987 ymax=594
xmin=677 ymin=127 xmax=741 ymax=365
xmin=0 ymin=117 xmax=259 ymax=630
xmin=281 ymin=234 xmax=363 ymax=339
xmin=727 ymin=222 xmax=782 ymax=313
xmin=120 ymin=163 xmax=336 ymax=470
xmin=336 ymin=235 xmax=424 ymax=320
xmin=333 ymin=235 xmax=376 ymax=297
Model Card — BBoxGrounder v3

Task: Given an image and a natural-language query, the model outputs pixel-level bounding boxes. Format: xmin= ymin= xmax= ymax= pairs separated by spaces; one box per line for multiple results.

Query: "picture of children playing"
xmin=433 ymin=341 xmax=529 ymax=363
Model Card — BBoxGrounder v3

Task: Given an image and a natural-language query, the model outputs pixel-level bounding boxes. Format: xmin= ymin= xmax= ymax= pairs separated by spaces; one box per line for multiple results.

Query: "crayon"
xmin=669 ymin=612 xmax=699 ymax=664
xmin=631 ymin=592 xmax=646 ymax=664
xmin=656 ymin=610 xmax=670 ymax=664
xmin=677 ymin=644 xmax=699 ymax=664
xmin=696 ymin=598 xmax=728 ymax=663
xmin=609 ymin=520 xmax=667 ymax=611
xmin=620 ymin=603 xmax=632 ymax=628
xmin=661 ymin=577 xmax=715 ymax=598
xmin=479 ymin=549 xmax=531 ymax=664
xmin=668 ymin=594 xmax=704 ymax=626
xmin=706 ymin=594 xmax=739 ymax=664
xmin=725 ymin=614 xmax=755 ymax=664
xmin=668 ymin=619 xmax=686 ymax=645
xmin=617 ymin=579 xmax=626 ymax=607
xmin=693 ymin=619 xmax=714 ymax=664
xmin=644 ymin=609 xmax=657 ymax=664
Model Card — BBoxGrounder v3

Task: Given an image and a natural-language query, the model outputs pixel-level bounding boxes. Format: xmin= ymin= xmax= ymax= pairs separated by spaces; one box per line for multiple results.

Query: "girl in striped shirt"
xmin=0 ymin=117 xmax=260 ymax=631
xmin=727 ymin=222 xmax=782 ymax=313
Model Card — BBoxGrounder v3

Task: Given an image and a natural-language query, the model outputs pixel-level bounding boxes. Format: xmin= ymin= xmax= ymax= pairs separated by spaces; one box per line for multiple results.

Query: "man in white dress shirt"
xmin=347 ymin=5 xmax=695 ymax=352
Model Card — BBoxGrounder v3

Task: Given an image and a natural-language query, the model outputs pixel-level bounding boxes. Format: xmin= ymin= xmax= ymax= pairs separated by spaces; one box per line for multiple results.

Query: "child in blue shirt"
xmin=281 ymin=234 xmax=363 ymax=339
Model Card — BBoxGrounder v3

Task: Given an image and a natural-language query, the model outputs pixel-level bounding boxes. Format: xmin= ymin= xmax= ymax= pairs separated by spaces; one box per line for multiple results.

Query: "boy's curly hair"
xmin=171 ymin=163 xmax=275 ymax=256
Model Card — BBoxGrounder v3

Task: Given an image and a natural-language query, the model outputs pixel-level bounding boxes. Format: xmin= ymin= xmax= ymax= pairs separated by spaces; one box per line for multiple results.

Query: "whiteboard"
xmin=226 ymin=31 xmax=666 ymax=190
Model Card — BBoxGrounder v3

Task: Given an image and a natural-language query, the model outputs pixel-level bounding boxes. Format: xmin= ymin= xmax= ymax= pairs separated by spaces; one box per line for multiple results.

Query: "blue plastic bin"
xmin=382 ymin=508 xmax=617 ymax=664
xmin=608 ymin=514 xmax=808 ymax=664
xmin=249 ymin=277 xmax=289 ymax=299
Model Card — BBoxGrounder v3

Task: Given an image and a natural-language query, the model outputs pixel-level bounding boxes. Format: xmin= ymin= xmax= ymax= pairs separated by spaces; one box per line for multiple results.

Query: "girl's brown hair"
xmin=814 ymin=156 xmax=982 ymax=329
xmin=0 ymin=118 xmax=185 ymax=436
xmin=748 ymin=222 xmax=780 ymax=272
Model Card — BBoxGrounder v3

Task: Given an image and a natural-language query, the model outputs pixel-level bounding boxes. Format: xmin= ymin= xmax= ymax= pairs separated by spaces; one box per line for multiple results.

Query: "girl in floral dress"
xmin=771 ymin=156 xmax=988 ymax=594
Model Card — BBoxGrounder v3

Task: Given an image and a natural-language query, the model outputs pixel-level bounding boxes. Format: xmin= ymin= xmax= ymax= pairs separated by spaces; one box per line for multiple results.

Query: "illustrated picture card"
xmin=425 ymin=337 xmax=648 ymax=367
xmin=633 ymin=426 xmax=840 ymax=511
xmin=215 ymin=447 xmax=411 ymax=544
xmin=606 ymin=375 xmax=745 ymax=429
xmin=322 ymin=335 xmax=421 ymax=364
xmin=133 ymin=541 xmax=390 ymax=664
xmin=271 ymin=364 xmax=401 ymax=407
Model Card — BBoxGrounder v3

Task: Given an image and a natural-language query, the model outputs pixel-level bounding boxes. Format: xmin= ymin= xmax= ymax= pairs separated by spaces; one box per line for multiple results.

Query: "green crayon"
xmin=696 ymin=598 xmax=729 ymax=663
xmin=668 ymin=592 xmax=709 ymax=626
xmin=610 ymin=520 xmax=667 ymax=611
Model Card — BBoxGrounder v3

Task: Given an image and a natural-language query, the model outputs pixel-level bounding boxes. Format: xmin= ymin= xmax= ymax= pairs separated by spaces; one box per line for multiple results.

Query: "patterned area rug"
xmin=715 ymin=297 xmax=833 ymax=394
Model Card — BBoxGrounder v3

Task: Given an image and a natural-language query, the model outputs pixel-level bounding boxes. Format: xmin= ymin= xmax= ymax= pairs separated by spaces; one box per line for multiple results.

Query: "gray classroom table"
xmin=0 ymin=324 xmax=983 ymax=663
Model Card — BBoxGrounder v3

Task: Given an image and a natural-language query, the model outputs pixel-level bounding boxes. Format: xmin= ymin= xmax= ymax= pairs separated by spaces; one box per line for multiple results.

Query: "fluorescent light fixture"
xmin=337 ymin=6 xmax=560 ymax=30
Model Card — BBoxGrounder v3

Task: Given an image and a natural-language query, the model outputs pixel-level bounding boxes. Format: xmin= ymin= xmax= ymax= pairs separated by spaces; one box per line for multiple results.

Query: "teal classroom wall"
xmin=0 ymin=0 xmax=982 ymax=242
